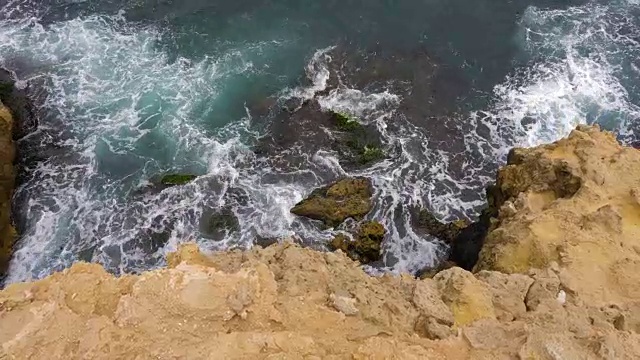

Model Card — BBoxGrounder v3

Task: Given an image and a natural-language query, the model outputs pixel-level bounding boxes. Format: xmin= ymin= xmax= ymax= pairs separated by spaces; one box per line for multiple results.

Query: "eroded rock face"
xmin=0 ymin=101 xmax=16 ymax=278
xmin=475 ymin=126 xmax=640 ymax=307
xmin=2 ymin=241 xmax=639 ymax=359
xmin=291 ymin=177 xmax=373 ymax=227
xmin=2 ymin=126 xmax=640 ymax=359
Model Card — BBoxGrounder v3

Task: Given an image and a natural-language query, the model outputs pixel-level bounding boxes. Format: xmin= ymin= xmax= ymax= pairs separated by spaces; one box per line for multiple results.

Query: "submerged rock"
xmin=330 ymin=111 xmax=386 ymax=166
xmin=199 ymin=209 xmax=240 ymax=241
xmin=291 ymin=177 xmax=373 ymax=227
xmin=160 ymin=174 xmax=198 ymax=186
xmin=256 ymin=100 xmax=386 ymax=170
xmin=415 ymin=209 xmax=469 ymax=244
xmin=333 ymin=111 xmax=362 ymax=131
xmin=329 ymin=220 xmax=386 ymax=264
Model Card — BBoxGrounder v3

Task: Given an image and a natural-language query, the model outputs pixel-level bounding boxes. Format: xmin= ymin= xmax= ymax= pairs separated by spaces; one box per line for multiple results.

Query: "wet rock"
xmin=0 ymin=68 xmax=36 ymax=139
xmin=0 ymin=74 xmax=19 ymax=279
xmin=415 ymin=209 xmax=468 ymax=244
xmin=160 ymin=174 xmax=198 ymax=186
xmin=448 ymin=208 xmax=494 ymax=270
xmin=199 ymin=209 xmax=240 ymax=241
xmin=291 ymin=177 xmax=373 ymax=227
xmin=330 ymin=111 xmax=385 ymax=167
xmin=0 ymin=69 xmax=25 ymax=278
xmin=255 ymin=98 xmax=385 ymax=171
xmin=329 ymin=220 xmax=386 ymax=264
xmin=254 ymin=236 xmax=279 ymax=249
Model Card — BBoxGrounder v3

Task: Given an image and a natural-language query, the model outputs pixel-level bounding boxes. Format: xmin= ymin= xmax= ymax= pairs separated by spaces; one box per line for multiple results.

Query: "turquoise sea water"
xmin=0 ymin=0 xmax=638 ymax=283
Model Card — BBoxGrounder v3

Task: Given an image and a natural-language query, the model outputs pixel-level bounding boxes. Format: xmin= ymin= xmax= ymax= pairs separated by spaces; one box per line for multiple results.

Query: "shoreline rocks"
xmin=0 ymin=100 xmax=16 ymax=278
xmin=329 ymin=220 xmax=386 ymax=264
xmin=0 ymin=68 xmax=26 ymax=279
xmin=1 ymin=126 xmax=640 ymax=358
xmin=290 ymin=177 xmax=373 ymax=227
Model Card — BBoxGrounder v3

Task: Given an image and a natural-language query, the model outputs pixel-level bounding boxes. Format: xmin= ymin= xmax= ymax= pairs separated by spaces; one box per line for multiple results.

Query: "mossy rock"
xmin=328 ymin=221 xmax=386 ymax=264
xmin=332 ymin=111 xmax=362 ymax=131
xmin=291 ymin=177 xmax=373 ymax=227
xmin=359 ymin=145 xmax=385 ymax=165
xmin=329 ymin=233 xmax=351 ymax=254
xmin=417 ymin=209 xmax=469 ymax=243
xmin=160 ymin=174 xmax=198 ymax=186
xmin=330 ymin=111 xmax=386 ymax=166
xmin=353 ymin=221 xmax=385 ymax=262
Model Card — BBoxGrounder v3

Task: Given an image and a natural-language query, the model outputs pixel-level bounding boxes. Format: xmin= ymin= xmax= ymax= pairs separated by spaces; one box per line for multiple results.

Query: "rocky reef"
xmin=1 ymin=125 xmax=640 ymax=359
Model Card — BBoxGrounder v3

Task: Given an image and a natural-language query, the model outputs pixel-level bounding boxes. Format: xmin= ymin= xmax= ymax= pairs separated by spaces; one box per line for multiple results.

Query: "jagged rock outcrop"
xmin=0 ymin=100 xmax=16 ymax=277
xmin=1 ymin=125 xmax=640 ymax=359
xmin=475 ymin=125 xmax=640 ymax=307
xmin=329 ymin=220 xmax=386 ymax=264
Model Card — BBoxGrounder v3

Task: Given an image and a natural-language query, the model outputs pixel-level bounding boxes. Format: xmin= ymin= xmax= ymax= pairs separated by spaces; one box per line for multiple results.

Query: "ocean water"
xmin=0 ymin=0 xmax=638 ymax=283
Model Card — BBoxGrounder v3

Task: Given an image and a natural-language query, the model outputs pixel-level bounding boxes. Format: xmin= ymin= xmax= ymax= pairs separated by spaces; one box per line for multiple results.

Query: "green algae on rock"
xmin=291 ymin=177 xmax=373 ymax=227
xmin=359 ymin=145 xmax=385 ymax=165
xmin=330 ymin=111 xmax=386 ymax=166
xmin=329 ymin=220 xmax=386 ymax=264
xmin=160 ymin=174 xmax=198 ymax=186
xmin=416 ymin=209 xmax=468 ymax=244
xmin=332 ymin=111 xmax=362 ymax=132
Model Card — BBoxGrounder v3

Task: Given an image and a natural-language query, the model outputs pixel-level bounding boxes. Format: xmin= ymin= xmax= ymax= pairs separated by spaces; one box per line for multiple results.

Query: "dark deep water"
xmin=0 ymin=0 xmax=638 ymax=283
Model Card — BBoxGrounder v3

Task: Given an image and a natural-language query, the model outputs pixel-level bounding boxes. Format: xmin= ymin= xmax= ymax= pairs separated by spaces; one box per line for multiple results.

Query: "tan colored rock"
xmin=475 ymin=125 xmax=640 ymax=308
xmin=415 ymin=316 xmax=455 ymax=340
xmin=476 ymin=270 xmax=533 ymax=321
xmin=525 ymin=268 xmax=562 ymax=311
xmin=329 ymin=292 xmax=359 ymax=316
xmin=434 ymin=267 xmax=496 ymax=327
xmin=412 ymin=278 xmax=454 ymax=326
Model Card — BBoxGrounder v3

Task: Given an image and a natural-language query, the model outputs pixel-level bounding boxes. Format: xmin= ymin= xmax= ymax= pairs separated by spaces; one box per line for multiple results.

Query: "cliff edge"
xmin=0 ymin=100 xmax=16 ymax=277
xmin=1 ymin=126 xmax=639 ymax=359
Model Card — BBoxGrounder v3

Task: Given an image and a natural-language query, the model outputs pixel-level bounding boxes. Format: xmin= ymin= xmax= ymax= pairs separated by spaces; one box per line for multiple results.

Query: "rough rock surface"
xmin=475 ymin=125 xmax=640 ymax=308
xmin=291 ymin=177 xmax=373 ymax=227
xmin=0 ymin=100 xmax=16 ymax=277
xmin=1 ymin=126 xmax=640 ymax=359
xmin=329 ymin=220 xmax=386 ymax=264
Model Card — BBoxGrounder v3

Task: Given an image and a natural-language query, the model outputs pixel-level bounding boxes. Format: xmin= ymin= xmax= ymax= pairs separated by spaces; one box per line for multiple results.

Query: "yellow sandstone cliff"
xmin=1 ymin=125 xmax=639 ymax=359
